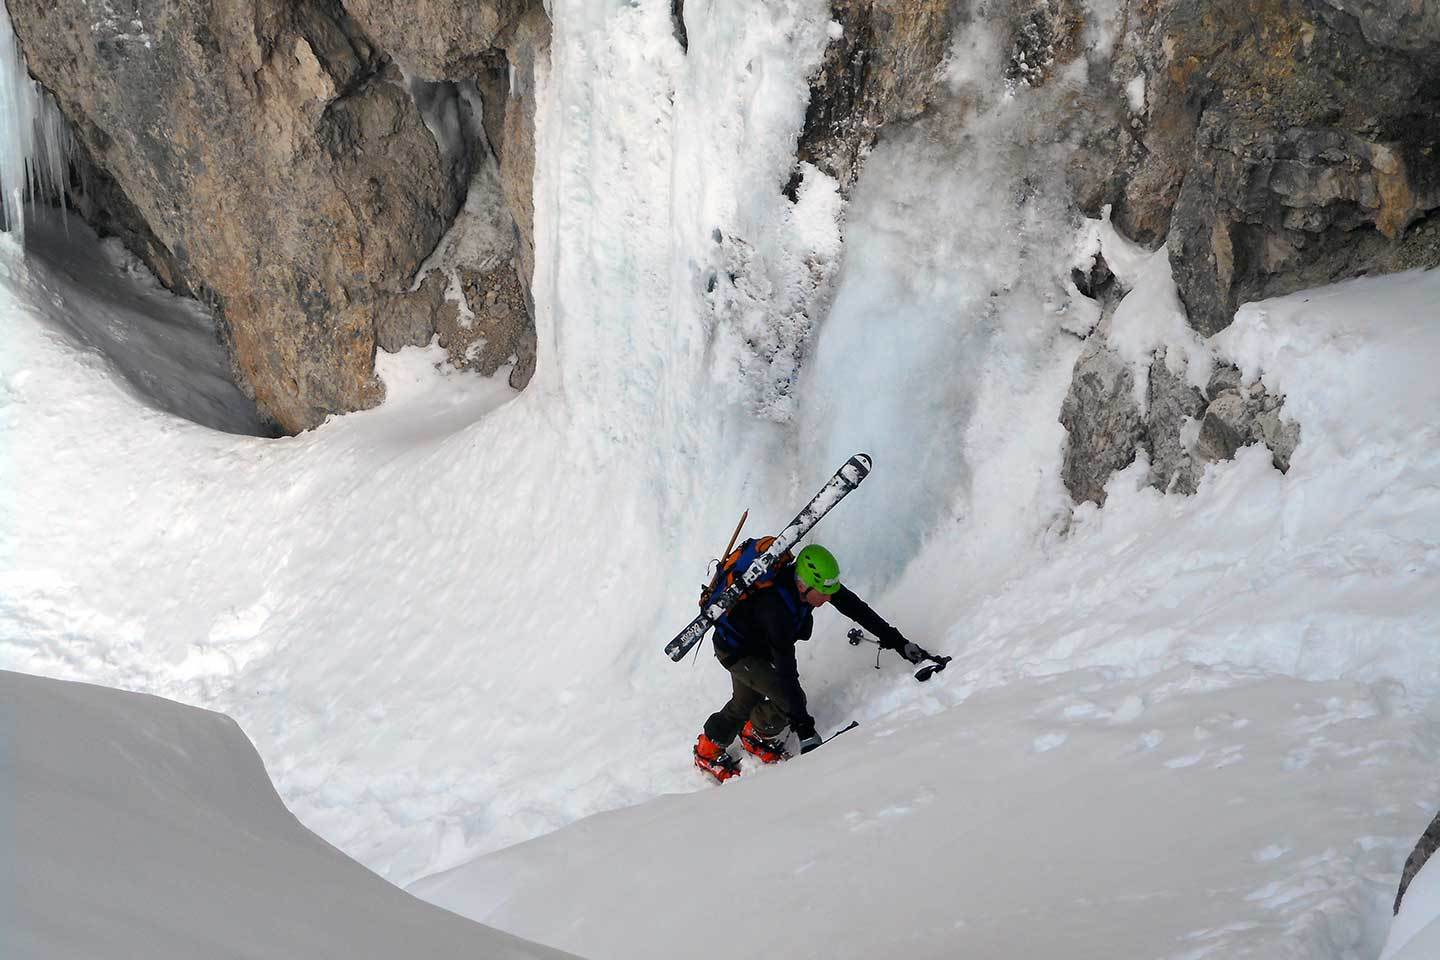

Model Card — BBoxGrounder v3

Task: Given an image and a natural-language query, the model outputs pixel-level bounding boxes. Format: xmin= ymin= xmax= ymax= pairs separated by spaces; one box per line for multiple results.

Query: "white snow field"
xmin=415 ymin=668 xmax=1438 ymax=960
xmin=0 ymin=668 xmax=575 ymax=960
xmin=1385 ymin=849 xmax=1440 ymax=960
xmin=3 ymin=0 xmax=1440 ymax=958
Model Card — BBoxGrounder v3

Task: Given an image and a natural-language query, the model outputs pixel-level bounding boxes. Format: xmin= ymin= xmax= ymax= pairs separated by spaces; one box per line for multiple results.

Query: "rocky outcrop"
xmin=1058 ymin=345 xmax=1300 ymax=505
xmin=1169 ymin=117 xmax=1440 ymax=336
xmin=343 ymin=0 xmax=549 ymax=296
xmin=336 ymin=0 xmax=533 ymax=79
xmin=1054 ymin=0 xmax=1428 ymax=505
xmin=9 ymin=0 xmax=479 ymax=430
xmin=1145 ymin=353 xmax=1206 ymax=495
xmin=1196 ymin=364 xmax=1301 ymax=473
xmin=1097 ymin=0 xmax=1440 ymax=334
xmin=1396 ymin=809 xmax=1440 ymax=914
xmin=1059 ymin=342 xmax=1144 ymax=506
xmin=10 ymin=0 xmax=549 ymax=431
xmin=792 ymin=0 xmax=958 ymax=193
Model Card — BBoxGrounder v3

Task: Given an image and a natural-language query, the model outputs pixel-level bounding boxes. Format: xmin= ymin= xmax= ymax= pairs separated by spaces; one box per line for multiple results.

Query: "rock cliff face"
xmin=342 ymin=0 xmax=549 ymax=307
xmin=792 ymin=0 xmax=958 ymax=193
xmin=9 ymin=0 xmax=546 ymax=432
xmin=10 ymin=0 xmax=462 ymax=430
xmin=1102 ymin=0 xmax=1440 ymax=335
xmin=1396 ymin=809 xmax=1440 ymax=915
xmin=1041 ymin=0 xmax=1436 ymax=503
xmin=10 ymin=0 xmax=1438 ymax=451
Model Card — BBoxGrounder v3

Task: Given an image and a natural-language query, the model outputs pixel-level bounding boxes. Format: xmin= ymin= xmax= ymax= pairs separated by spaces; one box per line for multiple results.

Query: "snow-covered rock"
xmin=1059 ymin=339 xmax=1143 ymax=505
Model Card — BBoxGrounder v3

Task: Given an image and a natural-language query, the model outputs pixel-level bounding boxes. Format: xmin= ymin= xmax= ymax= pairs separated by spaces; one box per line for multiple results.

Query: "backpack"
xmin=700 ymin=536 xmax=793 ymax=609
xmin=700 ymin=537 xmax=797 ymax=656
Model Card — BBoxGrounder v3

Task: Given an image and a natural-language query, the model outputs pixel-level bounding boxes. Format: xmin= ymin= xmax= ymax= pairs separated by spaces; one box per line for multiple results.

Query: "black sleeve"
xmin=831 ymin=586 xmax=907 ymax=649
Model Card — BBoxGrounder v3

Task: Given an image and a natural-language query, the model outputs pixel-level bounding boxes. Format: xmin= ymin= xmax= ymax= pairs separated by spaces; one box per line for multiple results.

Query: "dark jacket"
xmin=713 ymin=564 xmax=907 ymax=727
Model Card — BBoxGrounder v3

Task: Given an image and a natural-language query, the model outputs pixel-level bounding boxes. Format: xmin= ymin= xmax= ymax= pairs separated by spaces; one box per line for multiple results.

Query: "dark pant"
xmin=702 ymin=656 xmax=801 ymax=746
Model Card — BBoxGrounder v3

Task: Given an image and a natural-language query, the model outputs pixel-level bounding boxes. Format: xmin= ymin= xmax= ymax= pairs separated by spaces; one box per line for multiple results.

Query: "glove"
xmin=898 ymin=641 xmax=930 ymax=665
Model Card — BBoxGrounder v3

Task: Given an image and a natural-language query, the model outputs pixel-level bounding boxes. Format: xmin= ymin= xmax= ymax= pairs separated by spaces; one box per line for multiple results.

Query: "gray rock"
xmin=1253 ymin=404 xmax=1302 ymax=472
xmin=1079 ymin=0 xmax=1440 ymax=334
xmin=791 ymin=0 xmax=957 ymax=194
xmin=9 ymin=0 xmax=482 ymax=431
xmin=375 ymin=272 xmax=448 ymax=354
xmin=1145 ymin=353 xmax=1207 ymax=494
xmin=1194 ymin=380 xmax=1302 ymax=473
xmin=438 ymin=260 xmax=536 ymax=387
xmin=337 ymin=0 xmax=534 ymax=79
xmin=1196 ymin=393 xmax=1256 ymax=462
xmin=1169 ymin=115 xmax=1440 ymax=335
xmin=1206 ymin=362 xmax=1244 ymax=401
xmin=1320 ymin=0 xmax=1440 ymax=52
xmin=1396 ymin=808 xmax=1440 ymax=914
xmin=671 ymin=0 xmax=688 ymax=53
xmin=1059 ymin=342 xmax=1144 ymax=505
xmin=1060 ymin=345 xmax=1302 ymax=506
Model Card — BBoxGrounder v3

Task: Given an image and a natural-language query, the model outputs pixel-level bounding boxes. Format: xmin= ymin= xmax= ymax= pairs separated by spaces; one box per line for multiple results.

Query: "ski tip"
xmin=851 ymin=453 xmax=872 ymax=473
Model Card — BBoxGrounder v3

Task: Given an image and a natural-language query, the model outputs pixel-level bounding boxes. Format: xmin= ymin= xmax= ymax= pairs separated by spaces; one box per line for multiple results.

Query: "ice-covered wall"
xmin=0 ymin=1 xmax=70 ymax=243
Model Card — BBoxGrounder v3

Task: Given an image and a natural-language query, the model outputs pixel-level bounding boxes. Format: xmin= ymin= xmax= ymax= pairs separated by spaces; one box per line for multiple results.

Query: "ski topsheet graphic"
xmin=664 ymin=454 xmax=873 ymax=662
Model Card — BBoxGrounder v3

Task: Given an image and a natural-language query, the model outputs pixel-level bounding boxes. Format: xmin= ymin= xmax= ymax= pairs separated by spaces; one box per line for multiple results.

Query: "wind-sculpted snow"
xmin=1 ymin=669 xmax=576 ymax=960
xmin=413 ymin=668 xmax=1440 ymax=960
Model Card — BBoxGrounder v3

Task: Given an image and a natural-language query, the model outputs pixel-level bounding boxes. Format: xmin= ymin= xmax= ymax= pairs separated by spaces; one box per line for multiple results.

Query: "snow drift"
xmin=414 ymin=667 xmax=1436 ymax=960
xmin=0 ymin=668 xmax=575 ymax=960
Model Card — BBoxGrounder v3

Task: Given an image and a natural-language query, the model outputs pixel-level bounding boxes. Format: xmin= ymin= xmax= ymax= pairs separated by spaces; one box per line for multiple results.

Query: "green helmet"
xmin=795 ymin=544 xmax=842 ymax=595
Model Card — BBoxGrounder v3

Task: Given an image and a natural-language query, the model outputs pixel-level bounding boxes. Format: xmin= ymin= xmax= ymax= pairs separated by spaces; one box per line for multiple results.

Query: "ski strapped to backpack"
xmin=700 ymin=535 xmax=793 ymax=610
xmin=664 ymin=453 xmax=873 ymax=663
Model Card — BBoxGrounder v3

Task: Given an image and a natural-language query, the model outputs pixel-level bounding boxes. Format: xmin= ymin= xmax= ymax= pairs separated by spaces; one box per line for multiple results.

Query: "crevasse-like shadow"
xmin=19 ymin=211 xmax=270 ymax=437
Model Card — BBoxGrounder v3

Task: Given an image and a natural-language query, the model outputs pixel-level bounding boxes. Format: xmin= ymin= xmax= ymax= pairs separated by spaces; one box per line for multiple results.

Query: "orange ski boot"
xmin=739 ymin=721 xmax=790 ymax=764
xmin=693 ymin=733 xmax=741 ymax=783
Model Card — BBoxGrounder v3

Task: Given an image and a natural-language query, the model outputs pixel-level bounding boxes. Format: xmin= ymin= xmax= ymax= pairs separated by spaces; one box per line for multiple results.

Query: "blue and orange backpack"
xmin=700 ymin=537 xmax=797 ymax=654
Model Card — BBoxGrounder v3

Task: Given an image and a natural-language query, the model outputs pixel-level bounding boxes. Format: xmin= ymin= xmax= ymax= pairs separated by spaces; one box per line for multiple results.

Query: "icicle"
xmin=0 ymin=0 xmax=74 ymax=244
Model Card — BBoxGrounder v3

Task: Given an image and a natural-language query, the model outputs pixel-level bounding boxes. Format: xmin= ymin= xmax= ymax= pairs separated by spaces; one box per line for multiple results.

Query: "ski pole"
xmin=847 ymin=627 xmax=883 ymax=669
xmin=848 ymin=629 xmax=950 ymax=682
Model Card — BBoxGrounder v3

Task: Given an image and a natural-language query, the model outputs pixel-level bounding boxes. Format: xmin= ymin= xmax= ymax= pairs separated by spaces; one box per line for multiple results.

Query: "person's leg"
xmin=702 ymin=662 xmax=766 ymax=747
xmin=747 ymin=700 xmax=791 ymax=740
xmin=727 ymin=657 xmax=805 ymax=738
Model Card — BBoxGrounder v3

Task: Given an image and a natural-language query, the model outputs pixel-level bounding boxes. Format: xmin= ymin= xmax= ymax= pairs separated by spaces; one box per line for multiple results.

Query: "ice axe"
xmin=689 ymin=509 xmax=749 ymax=666
xmin=847 ymin=628 xmax=951 ymax=682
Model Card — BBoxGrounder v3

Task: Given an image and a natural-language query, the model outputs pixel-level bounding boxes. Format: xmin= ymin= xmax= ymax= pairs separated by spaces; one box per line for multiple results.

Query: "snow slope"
xmin=3 ymin=1 xmax=1440 ymax=958
xmin=414 ymin=668 xmax=1437 ymax=960
xmin=1384 ymin=853 xmax=1440 ymax=960
xmin=0 ymin=668 xmax=576 ymax=960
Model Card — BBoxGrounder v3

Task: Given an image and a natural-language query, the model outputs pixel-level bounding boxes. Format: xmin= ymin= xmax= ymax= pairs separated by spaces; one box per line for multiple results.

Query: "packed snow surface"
xmin=3 ymin=1 xmax=1440 ymax=958
xmin=416 ymin=668 xmax=1436 ymax=960
xmin=0 ymin=669 xmax=575 ymax=959
xmin=1384 ymin=853 xmax=1440 ymax=960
